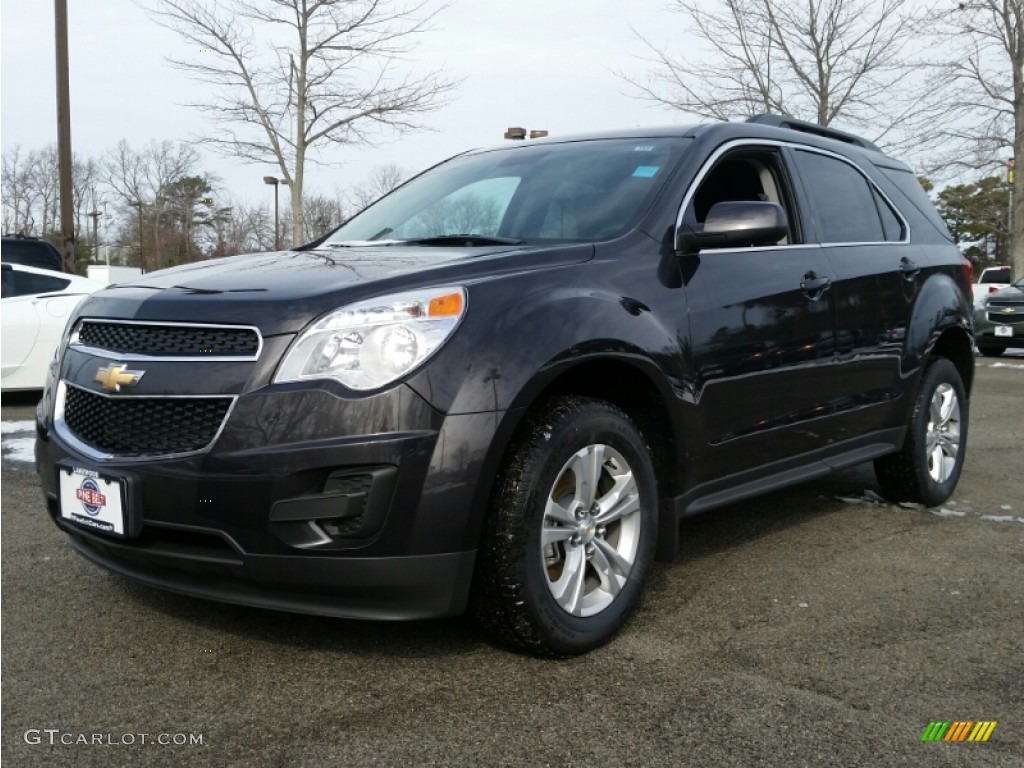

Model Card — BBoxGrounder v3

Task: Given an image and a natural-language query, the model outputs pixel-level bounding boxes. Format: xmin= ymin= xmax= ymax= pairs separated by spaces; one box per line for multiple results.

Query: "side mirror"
xmin=677 ymin=201 xmax=789 ymax=254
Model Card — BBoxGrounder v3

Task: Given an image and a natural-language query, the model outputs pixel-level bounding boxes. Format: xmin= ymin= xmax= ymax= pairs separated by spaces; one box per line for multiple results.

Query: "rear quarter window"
xmin=876 ymin=166 xmax=953 ymax=240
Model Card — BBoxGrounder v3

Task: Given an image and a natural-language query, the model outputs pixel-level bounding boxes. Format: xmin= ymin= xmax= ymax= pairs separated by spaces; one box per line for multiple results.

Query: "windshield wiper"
xmin=324 ymin=233 xmax=525 ymax=248
xmin=400 ymin=234 xmax=525 ymax=247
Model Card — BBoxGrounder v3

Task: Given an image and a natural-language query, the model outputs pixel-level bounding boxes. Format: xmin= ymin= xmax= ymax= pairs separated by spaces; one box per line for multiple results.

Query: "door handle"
xmin=899 ymin=257 xmax=921 ymax=280
xmin=800 ymin=272 xmax=831 ymax=299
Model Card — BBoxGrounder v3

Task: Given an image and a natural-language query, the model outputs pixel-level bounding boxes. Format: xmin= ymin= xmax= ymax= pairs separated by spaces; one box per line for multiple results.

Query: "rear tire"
xmin=472 ymin=396 xmax=657 ymax=657
xmin=874 ymin=358 xmax=968 ymax=506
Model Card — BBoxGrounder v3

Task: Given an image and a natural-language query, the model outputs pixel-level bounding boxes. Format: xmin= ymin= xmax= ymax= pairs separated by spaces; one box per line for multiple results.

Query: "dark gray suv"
xmin=36 ymin=115 xmax=974 ymax=656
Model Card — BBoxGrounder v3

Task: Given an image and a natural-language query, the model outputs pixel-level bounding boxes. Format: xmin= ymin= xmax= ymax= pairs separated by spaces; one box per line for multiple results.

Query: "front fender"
xmin=403 ymin=267 xmax=687 ymax=416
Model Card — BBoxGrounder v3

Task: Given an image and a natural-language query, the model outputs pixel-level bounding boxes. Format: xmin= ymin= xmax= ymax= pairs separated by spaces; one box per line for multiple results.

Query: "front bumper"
xmin=37 ymin=384 xmax=505 ymax=620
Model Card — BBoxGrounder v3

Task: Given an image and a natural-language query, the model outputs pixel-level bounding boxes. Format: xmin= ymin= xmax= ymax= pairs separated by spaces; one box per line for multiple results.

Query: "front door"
xmin=681 ymin=146 xmax=837 ymax=485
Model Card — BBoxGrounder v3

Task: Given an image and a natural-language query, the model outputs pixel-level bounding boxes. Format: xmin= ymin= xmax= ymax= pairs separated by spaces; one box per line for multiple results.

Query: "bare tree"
xmin=29 ymin=146 xmax=60 ymax=236
xmin=301 ymin=192 xmax=347 ymax=241
xmin=346 ymin=162 xmax=409 ymax=211
xmin=103 ymin=140 xmax=201 ymax=269
xmin=623 ymin=0 xmax=937 ymax=148
xmin=2 ymin=146 xmax=38 ymax=234
xmin=931 ymin=1 xmax=1024 ymax=278
xmin=145 ymin=0 xmax=456 ymax=247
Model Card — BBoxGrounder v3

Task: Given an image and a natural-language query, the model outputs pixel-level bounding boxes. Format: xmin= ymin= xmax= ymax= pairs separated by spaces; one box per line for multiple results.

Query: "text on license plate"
xmin=58 ymin=466 xmax=126 ymax=536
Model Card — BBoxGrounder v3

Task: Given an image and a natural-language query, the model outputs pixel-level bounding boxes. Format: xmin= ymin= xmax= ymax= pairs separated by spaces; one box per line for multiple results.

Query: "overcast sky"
xmin=0 ymin=0 xmax=694 ymax=206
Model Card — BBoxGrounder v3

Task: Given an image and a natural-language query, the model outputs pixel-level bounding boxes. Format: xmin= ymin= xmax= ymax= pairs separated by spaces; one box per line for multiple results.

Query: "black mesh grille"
xmin=76 ymin=322 xmax=259 ymax=358
xmin=987 ymin=310 xmax=1024 ymax=325
xmin=64 ymin=386 xmax=232 ymax=456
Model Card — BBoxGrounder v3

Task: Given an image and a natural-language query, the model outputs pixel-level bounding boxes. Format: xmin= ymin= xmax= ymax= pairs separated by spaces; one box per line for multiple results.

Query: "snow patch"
xmin=979 ymin=515 xmax=1024 ymax=524
xmin=1 ymin=420 xmax=35 ymax=435
xmin=835 ymin=489 xmax=887 ymax=505
xmin=1 ymin=436 xmax=36 ymax=465
xmin=930 ymin=508 xmax=967 ymax=518
xmin=990 ymin=362 xmax=1024 ymax=370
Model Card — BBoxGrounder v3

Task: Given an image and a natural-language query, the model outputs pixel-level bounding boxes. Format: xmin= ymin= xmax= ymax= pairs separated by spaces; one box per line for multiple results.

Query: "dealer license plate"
xmin=995 ymin=325 xmax=1014 ymax=338
xmin=58 ymin=465 xmax=126 ymax=536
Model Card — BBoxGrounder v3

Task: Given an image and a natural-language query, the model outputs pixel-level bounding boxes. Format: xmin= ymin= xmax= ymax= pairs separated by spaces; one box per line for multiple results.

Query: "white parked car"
xmin=1 ymin=263 xmax=105 ymax=390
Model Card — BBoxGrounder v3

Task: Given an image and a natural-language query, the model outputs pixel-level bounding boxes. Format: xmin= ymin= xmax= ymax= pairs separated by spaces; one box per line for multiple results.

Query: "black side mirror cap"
xmin=677 ymin=201 xmax=790 ymax=254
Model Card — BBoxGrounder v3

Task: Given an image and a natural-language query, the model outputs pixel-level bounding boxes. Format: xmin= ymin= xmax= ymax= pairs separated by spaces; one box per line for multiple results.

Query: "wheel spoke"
xmin=932 ymin=386 xmax=957 ymax=428
xmin=571 ymin=444 xmax=604 ymax=509
xmin=589 ymin=544 xmax=622 ymax=598
xmin=541 ymin=524 xmax=575 ymax=547
xmin=552 ymin=546 xmax=588 ymax=616
xmin=545 ymin=499 xmax=577 ymax=527
xmin=929 ymin=444 xmax=946 ymax=481
xmin=938 ymin=433 xmax=959 ymax=459
xmin=594 ymin=473 xmax=639 ymax=525
xmin=593 ymin=537 xmax=632 ymax=580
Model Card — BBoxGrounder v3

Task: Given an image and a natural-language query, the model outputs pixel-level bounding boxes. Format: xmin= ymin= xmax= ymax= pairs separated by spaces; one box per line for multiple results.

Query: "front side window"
xmin=794 ymin=151 xmax=889 ymax=244
xmin=682 ymin=147 xmax=799 ymax=245
xmin=325 ymin=138 xmax=691 ymax=247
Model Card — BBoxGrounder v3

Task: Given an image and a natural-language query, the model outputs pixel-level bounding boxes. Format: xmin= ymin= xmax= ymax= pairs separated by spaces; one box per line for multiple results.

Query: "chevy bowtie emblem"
xmin=94 ymin=363 xmax=145 ymax=392
xmin=1002 ymin=307 xmax=1016 ymax=314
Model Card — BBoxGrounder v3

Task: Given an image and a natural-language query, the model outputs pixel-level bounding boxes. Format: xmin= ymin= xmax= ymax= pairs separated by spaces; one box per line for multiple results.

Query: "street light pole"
xmin=263 ymin=176 xmax=284 ymax=250
xmin=129 ymin=201 xmax=149 ymax=272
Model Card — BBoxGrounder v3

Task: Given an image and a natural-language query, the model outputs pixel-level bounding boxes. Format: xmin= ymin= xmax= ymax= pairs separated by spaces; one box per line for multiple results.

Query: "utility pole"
xmin=54 ymin=0 xmax=76 ymax=274
xmin=88 ymin=208 xmax=102 ymax=263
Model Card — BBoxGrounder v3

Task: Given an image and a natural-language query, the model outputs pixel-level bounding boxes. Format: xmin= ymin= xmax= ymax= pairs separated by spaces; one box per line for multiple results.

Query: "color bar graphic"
xmin=921 ymin=720 xmax=997 ymax=742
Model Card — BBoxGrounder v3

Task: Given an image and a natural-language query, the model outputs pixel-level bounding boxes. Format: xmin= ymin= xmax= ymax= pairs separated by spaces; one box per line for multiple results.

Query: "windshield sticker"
xmin=633 ymin=146 xmax=655 ymax=152
xmin=632 ymin=166 xmax=660 ymax=178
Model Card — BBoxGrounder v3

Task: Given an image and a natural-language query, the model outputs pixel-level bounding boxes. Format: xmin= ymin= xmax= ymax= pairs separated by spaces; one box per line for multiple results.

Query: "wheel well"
xmin=930 ymin=327 xmax=974 ymax=395
xmin=529 ymin=360 xmax=679 ymax=498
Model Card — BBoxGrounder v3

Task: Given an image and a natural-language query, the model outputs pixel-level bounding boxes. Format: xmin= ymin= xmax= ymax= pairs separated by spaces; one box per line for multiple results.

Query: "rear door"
xmin=789 ymin=148 xmax=914 ymax=439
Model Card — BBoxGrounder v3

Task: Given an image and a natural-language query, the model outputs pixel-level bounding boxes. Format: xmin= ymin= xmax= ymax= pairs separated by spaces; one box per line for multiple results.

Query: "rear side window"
xmin=1 ymin=239 xmax=62 ymax=270
xmin=980 ymin=269 xmax=1011 ymax=284
xmin=793 ymin=151 xmax=886 ymax=243
xmin=8 ymin=270 xmax=70 ymax=297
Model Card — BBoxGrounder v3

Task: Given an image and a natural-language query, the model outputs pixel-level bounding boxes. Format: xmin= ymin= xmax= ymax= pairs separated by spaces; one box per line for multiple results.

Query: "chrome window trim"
xmin=53 ymin=380 xmax=238 ymax=463
xmin=69 ymin=318 xmax=263 ymax=362
xmin=674 ymin=138 xmax=911 ymax=250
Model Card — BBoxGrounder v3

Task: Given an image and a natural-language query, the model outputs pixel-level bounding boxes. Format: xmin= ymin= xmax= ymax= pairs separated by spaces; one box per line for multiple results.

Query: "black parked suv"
xmin=2 ymin=234 xmax=63 ymax=272
xmin=36 ymin=116 xmax=974 ymax=656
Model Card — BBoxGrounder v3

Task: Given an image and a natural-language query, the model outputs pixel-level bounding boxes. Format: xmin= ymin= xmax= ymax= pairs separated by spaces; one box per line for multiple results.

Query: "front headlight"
xmin=274 ymin=286 xmax=467 ymax=390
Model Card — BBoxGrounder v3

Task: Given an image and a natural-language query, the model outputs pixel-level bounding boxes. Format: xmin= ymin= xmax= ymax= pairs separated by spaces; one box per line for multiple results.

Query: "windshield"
xmin=325 ymin=137 xmax=691 ymax=247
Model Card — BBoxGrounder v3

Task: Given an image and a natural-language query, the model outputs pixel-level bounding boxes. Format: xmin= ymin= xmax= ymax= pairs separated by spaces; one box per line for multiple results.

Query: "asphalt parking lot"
xmin=2 ymin=355 xmax=1022 ymax=768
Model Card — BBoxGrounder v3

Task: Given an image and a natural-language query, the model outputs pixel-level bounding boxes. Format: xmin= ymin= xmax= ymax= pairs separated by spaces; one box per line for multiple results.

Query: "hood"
xmin=72 ymin=244 xmax=593 ymax=336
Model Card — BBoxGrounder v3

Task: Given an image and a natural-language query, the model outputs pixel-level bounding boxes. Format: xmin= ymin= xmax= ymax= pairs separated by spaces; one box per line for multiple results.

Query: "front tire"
xmin=472 ymin=396 xmax=658 ymax=657
xmin=977 ymin=343 xmax=1007 ymax=357
xmin=874 ymin=358 xmax=968 ymax=506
